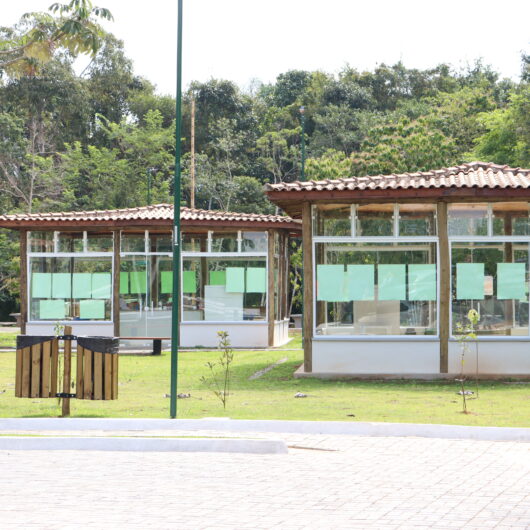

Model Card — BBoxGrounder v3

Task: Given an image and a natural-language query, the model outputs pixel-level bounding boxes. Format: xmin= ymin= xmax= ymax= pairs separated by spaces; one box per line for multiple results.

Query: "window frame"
xmin=448 ymin=236 xmax=530 ymax=341
xmin=27 ymin=231 xmax=114 ymax=324
xmin=312 ymin=235 xmax=440 ymax=340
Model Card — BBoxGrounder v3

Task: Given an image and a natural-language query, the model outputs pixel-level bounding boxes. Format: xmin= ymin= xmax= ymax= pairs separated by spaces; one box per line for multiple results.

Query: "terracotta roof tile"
xmin=0 ymin=204 xmax=300 ymax=229
xmin=265 ymin=162 xmax=530 ymax=193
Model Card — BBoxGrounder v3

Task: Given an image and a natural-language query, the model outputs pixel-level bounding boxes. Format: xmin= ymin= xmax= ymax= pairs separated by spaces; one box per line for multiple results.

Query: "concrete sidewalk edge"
xmin=0 ymin=436 xmax=288 ymax=454
xmin=0 ymin=418 xmax=529 ymax=441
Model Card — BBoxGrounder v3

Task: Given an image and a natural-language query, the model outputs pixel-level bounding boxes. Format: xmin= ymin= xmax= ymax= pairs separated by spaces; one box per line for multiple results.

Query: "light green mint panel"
xmin=129 ymin=271 xmax=147 ymax=294
xmin=246 ymin=268 xmax=266 ymax=293
xmin=317 ymin=264 xmax=347 ymax=302
xmin=72 ymin=273 xmax=91 ymax=298
xmin=183 ymin=270 xmax=196 ymax=294
xmin=226 ymin=267 xmax=245 ymax=293
xmin=40 ymin=299 xmax=66 ymax=319
xmin=119 ymin=272 xmax=129 ymax=294
xmin=79 ymin=299 xmax=106 ymax=319
xmin=209 ymin=270 xmax=226 ymax=286
xmin=52 ymin=273 xmax=71 ymax=298
xmin=456 ymin=263 xmax=484 ymax=300
xmin=497 ymin=262 xmax=526 ymax=300
xmin=378 ymin=264 xmax=406 ymax=300
xmin=32 ymin=273 xmax=52 ymax=298
xmin=92 ymin=273 xmax=112 ymax=299
xmin=161 ymin=271 xmax=173 ymax=294
xmin=346 ymin=264 xmax=374 ymax=301
xmin=408 ymin=264 xmax=437 ymax=301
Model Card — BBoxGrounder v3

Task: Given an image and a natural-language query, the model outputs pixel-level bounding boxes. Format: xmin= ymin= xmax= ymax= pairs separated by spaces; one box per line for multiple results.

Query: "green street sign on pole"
xmin=170 ymin=0 xmax=183 ymax=419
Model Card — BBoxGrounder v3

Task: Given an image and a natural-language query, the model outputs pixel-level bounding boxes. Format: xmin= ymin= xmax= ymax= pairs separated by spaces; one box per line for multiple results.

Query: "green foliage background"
xmin=0 ymin=5 xmax=528 ymax=318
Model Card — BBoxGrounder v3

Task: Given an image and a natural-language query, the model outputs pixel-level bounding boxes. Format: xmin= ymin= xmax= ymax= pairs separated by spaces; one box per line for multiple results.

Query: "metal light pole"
xmin=300 ymin=106 xmax=306 ymax=181
xmin=170 ymin=0 xmax=183 ymax=419
xmin=299 ymin=106 xmax=306 ymax=341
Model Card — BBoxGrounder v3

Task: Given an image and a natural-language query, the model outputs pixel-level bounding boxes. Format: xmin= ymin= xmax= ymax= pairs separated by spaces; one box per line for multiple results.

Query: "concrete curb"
xmin=1 ymin=418 xmax=529 ymax=442
xmin=0 ymin=436 xmax=288 ymax=454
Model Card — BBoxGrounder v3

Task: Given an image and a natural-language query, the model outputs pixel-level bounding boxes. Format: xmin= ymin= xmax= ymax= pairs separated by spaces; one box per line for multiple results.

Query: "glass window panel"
xmin=313 ymin=205 xmax=351 ymax=236
xmin=492 ymin=202 xmax=530 ymax=236
xmin=29 ymin=231 xmax=54 ymax=253
xmin=119 ymin=256 xmax=149 ymax=336
xmin=29 ymin=257 xmax=111 ymax=321
xmin=121 ymin=233 xmax=146 ymax=253
xmin=182 ymin=233 xmax=207 ymax=252
xmin=57 ymin=232 xmax=84 ymax=253
xmin=182 ymin=258 xmax=267 ymax=322
xmin=149 ymin=233 xmax=172 ymax=253
xmin=448 ymin=204 xmax=488 ymax=236
xmin=317 ymin=264 xmax=347 ymax=302
xmin=79 ymin=299 xmax=105 ymax=319
xmin=211 ymin=232 xmax=238 ymax=253
xmin=183 ymin=270 xmax=197 ymax=293
xmin=399 ymin=204 xmax=436 ymax=236
xmin=451 ymin=242 xmax=529 ymax=336
xmin=242 ymin=231 xmax=268 ymax=252
xmin=86 ymin=233 xmax=113 ymax=252
xmin=356 ymin=204 xmax=394 ymax=236
xmin=315 ymin=242 xmax=437 ymax=336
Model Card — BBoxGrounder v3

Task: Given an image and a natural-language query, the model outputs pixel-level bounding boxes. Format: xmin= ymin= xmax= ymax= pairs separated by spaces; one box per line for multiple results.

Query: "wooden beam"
xmin=19 ymin=230 xmax=27 ymax=334
xmin=113 ymin=230 xmax=121 ymax=337
xmin=267 ymin=229 xmax=275 ymax=347
xmin=302 ymin=202 xmax=313 ymax=373
xmin=437 ymin=202 xmax=450 ymax=373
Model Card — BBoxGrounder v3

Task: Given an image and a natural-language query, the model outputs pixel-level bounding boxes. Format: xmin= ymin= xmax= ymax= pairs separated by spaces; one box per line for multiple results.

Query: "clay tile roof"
xmin=0 ymin=204 xmax=300 ymax=230
xmin=264 ymin=162 xmax=530 ymax=193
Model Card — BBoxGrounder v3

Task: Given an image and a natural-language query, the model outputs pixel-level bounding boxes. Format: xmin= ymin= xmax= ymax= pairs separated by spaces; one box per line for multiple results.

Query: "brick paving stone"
xmin=0 ymin=431 xmax=528 ymax=528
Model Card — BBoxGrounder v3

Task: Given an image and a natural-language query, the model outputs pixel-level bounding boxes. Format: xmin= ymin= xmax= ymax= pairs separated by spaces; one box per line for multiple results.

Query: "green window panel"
xmin=408 ymin=264 xmax=437 ymax=301
xmin=456 ymin=263 xmax=484 ymax=300
xmin=497 ymin=263 xmax=526 ymax=300
xmin=161 ymin=271 xmax=173 ymax=294
xmin=92 ymin=273 xmax=112 ymax=299
xmin=183 ymin=270 xmax=196 ymax=294
xmin=79 ymin=299 xmax=106 ymax=319
xmin=246 ymin=268 xmax=266 ymax=293
xmin=226 ymin=267 xmax=245 ymax=293
xmin=346 ymin=264 xmax=374 ymax=301
xmin=40 ymin=299 xmax=66 ymax=319
xmin=32 ymin=273 xmax=52 ymax=298
xmin=52 ymin=273 xmax=71 ymax=299
xmin=378 ymin=264 xmax=406 ymax=301
xmin=209 ymin=270 xmax=226 ymax=286
xmin=119 ymin=272 xmax=129 ymax=294
xmin=130 ymin=271 xmax=147 ymax=294
xmin=317 ymin=264 xmax=347 ymax=302
xmin=72 ymin=273 xmax=92 ymax=299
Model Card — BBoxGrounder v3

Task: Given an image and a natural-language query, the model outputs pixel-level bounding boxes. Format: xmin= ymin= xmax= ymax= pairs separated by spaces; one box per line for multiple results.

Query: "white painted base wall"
xmin=26 ymin=322 xmax=114 ymax=337
xmin=180 ymin=322 xmax=268 ymax=348
xmin=312 ymin=339 xmax=440 ymax=374
xmin=448 ymin=340 xmax=530 ymax=375
xmin=274 ymin=319 xmax=290 ymax=347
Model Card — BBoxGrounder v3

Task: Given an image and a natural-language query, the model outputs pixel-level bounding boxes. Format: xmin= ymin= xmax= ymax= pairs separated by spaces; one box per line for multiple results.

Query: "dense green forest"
xmin=0 ymin=2 xmax=528 ymax=317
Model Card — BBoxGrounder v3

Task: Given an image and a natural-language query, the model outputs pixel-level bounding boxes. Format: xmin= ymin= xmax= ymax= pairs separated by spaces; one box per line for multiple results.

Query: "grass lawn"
xmin=0 ymin=337 xmax=529 ymax=426
xmin=0 ymin=332 xmax=17 ymax=348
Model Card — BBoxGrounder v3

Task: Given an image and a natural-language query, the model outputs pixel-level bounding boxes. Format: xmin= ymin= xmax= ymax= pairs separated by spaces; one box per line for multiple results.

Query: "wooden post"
xmin=61 ymin=325 xmax=73 ymax=417
xmin=20 ymin=230 xmax=27 ymax=334
xmin=437 ymin=202 xmax=450 ymax=373
xmin=267 ymin=229 xmax=275 ymax=347
xmin=113 ymin=231 xmax=121 ymax=337
xmin=302 ymin=202 xmax=313 ymax=372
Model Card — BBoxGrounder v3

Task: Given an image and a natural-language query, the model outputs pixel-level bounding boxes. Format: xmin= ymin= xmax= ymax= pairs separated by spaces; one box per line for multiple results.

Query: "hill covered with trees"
xmin=0 ymin=2 xmax=528 ymax=316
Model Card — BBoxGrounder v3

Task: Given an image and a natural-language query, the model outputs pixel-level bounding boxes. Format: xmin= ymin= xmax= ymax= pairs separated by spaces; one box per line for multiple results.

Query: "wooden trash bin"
xmin=15 ymin=336 xmax=59 ymax=398
xmin=76 ymin=337 xmax=119 ymax=400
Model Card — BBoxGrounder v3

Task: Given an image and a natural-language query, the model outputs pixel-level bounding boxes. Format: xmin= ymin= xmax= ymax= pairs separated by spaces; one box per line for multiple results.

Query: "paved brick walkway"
xmin=0 ymin=431 xmax=529 ymax=529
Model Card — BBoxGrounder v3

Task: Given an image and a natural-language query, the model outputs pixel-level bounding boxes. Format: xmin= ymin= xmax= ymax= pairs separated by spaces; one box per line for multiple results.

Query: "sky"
xmin=3 ymin=0 xmax=530 ymax=95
